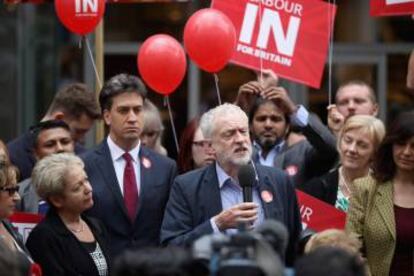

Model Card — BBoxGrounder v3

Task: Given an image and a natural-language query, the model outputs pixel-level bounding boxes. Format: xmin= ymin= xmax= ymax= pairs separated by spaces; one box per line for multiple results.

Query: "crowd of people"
xmin=0 ymin=70 xmax=413 ymax=276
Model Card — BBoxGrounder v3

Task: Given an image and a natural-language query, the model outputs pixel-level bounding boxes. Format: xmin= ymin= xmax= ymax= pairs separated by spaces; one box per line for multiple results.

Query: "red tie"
xmin=123 ymin=152 xmax=138 ymax=222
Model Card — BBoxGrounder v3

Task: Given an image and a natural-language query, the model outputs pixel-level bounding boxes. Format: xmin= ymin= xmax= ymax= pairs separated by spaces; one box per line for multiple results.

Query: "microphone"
xmin=238 ymin=164 xmax=256 ymax=202
xmin=255 ymin=219 xmax=289 ymax=258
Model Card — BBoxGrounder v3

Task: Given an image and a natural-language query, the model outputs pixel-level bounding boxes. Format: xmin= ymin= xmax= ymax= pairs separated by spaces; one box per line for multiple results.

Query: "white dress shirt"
xmin=107 ymin=136 xmax=141 ymax=196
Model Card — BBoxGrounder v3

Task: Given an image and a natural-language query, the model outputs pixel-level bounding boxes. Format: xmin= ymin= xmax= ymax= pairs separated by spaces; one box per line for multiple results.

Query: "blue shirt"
xmin=210 ymin=163 xmax=265 ymax=234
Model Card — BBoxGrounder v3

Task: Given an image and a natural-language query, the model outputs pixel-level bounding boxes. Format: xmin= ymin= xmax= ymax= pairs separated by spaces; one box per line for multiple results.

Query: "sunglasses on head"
xmin=0 ymin=186 xmax=19 ymax=196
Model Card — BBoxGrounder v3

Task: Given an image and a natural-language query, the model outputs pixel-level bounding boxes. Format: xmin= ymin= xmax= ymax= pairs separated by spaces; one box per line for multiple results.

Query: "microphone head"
xmin=255 ymin=219 xmax=289 ymax=257
xmin=238 ymin=164 xmax=256 ymax=188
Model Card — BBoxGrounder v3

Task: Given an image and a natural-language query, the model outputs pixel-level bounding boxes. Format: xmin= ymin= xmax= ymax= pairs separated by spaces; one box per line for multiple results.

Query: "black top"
xmin=299 ymin=167 xmax=340 ymax=206
xmin=26 ymin=209 xmax=111 ymax=276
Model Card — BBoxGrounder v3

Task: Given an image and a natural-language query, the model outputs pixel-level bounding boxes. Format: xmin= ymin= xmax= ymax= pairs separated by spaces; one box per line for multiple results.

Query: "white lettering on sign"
xmin=300 ymin=204 xmax=313 ymax=222
xmin=249 ymin=0 xmax=303 ymax=16
xmin=239 ymin=2 xmax=301 ymax=57
xmin=386 ymin=0 xmax=414 ymax=5
xmin=75 ymin=0 xmax=98 ymax=14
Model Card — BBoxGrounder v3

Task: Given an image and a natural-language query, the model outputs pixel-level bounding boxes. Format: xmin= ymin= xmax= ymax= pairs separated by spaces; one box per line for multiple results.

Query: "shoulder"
xmin=173 ymin=165 xmax=213 ymax=192
xmin=353 ymin=175 xmax=378 ymax=193
xmin=175 ymin=165 xmax=209 ymax=183
xmin=256 ymin=164 xmax=288 ymax=180
xmin=18 ymin=178 xmax=32 ymax=191
xmin=81 ymin=141 xmax=105 ymax=160
xmin=7 ymin=131 xmax=31 ymax=150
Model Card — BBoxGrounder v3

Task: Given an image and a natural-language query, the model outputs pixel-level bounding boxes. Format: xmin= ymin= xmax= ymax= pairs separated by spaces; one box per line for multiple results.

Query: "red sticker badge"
xmin=141 ymin=157 xmax=152 ymax=169
xmin=261 ymin=190 xmax=274 ymax=203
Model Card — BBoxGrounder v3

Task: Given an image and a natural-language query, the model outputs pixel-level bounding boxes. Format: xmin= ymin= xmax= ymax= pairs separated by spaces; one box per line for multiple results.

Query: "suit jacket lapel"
xmin=95 ymin=142 xmax=130 ymax=220
xmin=375 ymin=182 xmax=396 ymax=240
xmin=200 ymin=164 xmax=222 ymax=218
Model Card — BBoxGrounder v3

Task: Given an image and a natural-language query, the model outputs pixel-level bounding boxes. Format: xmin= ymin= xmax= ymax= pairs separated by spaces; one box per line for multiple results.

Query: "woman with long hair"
xmin=346 ymin=111 xmax=414 ymax=275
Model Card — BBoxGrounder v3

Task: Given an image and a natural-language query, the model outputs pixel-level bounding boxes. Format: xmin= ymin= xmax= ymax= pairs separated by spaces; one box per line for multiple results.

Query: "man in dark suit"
xmin=82 ymin=73 xmax=177 ymax=258
xmin=161 ymin=103 xmax=301 ymax=265
xmin=7 ymin=83 xmax=100 ymax=180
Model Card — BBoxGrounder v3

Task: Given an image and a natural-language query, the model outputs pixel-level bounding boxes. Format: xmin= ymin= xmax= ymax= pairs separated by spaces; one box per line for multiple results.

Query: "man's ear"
xmin=51 ymin=111 xmax=65 ymax=121
xmin=372 ymin=104 xmax=379 ymax=117
xmin=103 ymin=109 xmax=111 ymax=126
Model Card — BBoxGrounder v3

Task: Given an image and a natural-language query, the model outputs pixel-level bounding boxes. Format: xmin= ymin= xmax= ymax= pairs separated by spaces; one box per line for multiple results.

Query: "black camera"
xmin=192 ymin=220 xmax=287 ymax=276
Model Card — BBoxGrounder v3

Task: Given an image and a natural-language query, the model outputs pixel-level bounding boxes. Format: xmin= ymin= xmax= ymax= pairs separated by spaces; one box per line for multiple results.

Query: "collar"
xmin=215 ymin=162 xmax=236 ymax=189
xmin=107 ymin=136 xmax=141 ymax=163
xmin=253 ymin=140 xmax=285 ymax=156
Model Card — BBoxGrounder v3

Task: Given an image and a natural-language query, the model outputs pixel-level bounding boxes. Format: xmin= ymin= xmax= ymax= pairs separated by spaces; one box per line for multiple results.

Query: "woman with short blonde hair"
xmin=26 ymin=153 xmax=111 ymax=276
xmin=302 ymin=115 xmax=385 ymax=211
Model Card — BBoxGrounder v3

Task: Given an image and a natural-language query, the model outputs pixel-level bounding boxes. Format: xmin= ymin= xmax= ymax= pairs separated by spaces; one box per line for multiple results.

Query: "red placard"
xmin=211 ymin=0 xmax=336 ymax=88
xmin=296 ymin=190 xmax=346 ymax=232
xmin=9 ymin=212 xmax=44 ymax=243
xmin=371 ymin=0 xmax=414 ymax=16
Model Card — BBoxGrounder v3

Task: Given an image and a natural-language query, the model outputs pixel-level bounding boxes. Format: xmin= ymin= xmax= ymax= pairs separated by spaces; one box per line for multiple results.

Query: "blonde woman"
xmin=301 ymin=115 xmax=385 ymax=211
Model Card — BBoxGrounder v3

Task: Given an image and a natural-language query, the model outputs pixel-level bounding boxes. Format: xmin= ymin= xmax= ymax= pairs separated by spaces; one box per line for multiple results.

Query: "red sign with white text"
xmin=211 ymin=0 xmax=337 ymax=88
xmin=371 ymin=0 xmax=414 ymax=16
xmin=10 ymin=212 xmax=43 ymax=243
xmin=296 ymin=190 xmax=346 ymax=232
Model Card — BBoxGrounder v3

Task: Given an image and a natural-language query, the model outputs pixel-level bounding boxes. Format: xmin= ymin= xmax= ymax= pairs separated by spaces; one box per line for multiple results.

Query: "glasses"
xmin=0 ymin=186 xmax=19 ymax=196
xmin=192 ymin=140 xmax=212 ymax=149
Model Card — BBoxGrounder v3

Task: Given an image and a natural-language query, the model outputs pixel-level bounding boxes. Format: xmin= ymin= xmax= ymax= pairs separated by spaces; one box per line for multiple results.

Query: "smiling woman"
xmin=301 ymin=115 xmax=385 ymax=212
xmin=26 ymin=153 xmax=111 ymax=276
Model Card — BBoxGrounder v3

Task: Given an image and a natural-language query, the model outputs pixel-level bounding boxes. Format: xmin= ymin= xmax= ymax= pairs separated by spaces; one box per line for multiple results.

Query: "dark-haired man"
xmin=237 ymin=77 xmax=337 ymax=187
xmin=17 ymin=120 xmax=75 ymax=213
xmin=8 ymin=83 xmax=100 ymax=180
xmin=82 ymin=73 xmax=177 ymax=257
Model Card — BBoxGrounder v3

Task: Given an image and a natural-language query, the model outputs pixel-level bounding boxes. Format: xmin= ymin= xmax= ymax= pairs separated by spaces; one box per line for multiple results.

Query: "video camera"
xmin=192 ymin=220 xmax=288 ymax=276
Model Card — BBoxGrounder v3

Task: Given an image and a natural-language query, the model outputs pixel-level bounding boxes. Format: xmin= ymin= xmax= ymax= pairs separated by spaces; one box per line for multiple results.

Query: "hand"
xmin=213 ymin=202 xmax=258 ymax=231
xmin=261 ymin=86 xmax=297 ymax=115
xmin=234 ymin=81 xmax=262 ymax=112
xmin=327 ymin=104 xmax=345 ymax=135
xmin=257 ymin=69 xmax=279 ymax=89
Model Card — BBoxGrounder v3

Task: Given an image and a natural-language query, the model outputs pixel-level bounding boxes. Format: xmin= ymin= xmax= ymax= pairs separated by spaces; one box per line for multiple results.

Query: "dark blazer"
xmin=26 ymin=209 xmax=111 ymax=276
xmin=7 ymin=130 xmax=86 ymax=180
xmin=82 ymin=140 xmax=177 ymax=258
xmin=252 ymin=114 xmax=338 ymax=188
xmin=161 ymin=163 xmax=302 ymax=265
xmin=300 ymin=168 xmax=339 ymax=206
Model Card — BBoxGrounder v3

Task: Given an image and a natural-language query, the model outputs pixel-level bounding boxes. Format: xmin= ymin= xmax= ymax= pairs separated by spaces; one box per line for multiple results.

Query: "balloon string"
xmin=84 ymin=36 xmax=102 ymax=89
xmin=214 ymin=73 xmax=222 ymax=105
xmin=258 ymin=0 xmax=263 ymax=83
xmin=165 ymin=96 xmax=179 ymax=154
xmin=327 ymin=0 xmax=336 ymax=105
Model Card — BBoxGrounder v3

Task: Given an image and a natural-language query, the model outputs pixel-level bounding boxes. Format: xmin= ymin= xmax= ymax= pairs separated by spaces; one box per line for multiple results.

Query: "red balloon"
xmin=184 ymin=8 xmax=236 ymax=73
xmin=55 ymin=0 xmax=105 ymax=35
xmin=138 ymin=34 xmax=187 ymax=95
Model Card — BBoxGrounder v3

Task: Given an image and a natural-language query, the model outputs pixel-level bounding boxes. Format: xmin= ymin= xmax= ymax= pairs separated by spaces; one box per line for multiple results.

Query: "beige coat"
xmin=346 ymin=176 xmax=396 ymax=276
